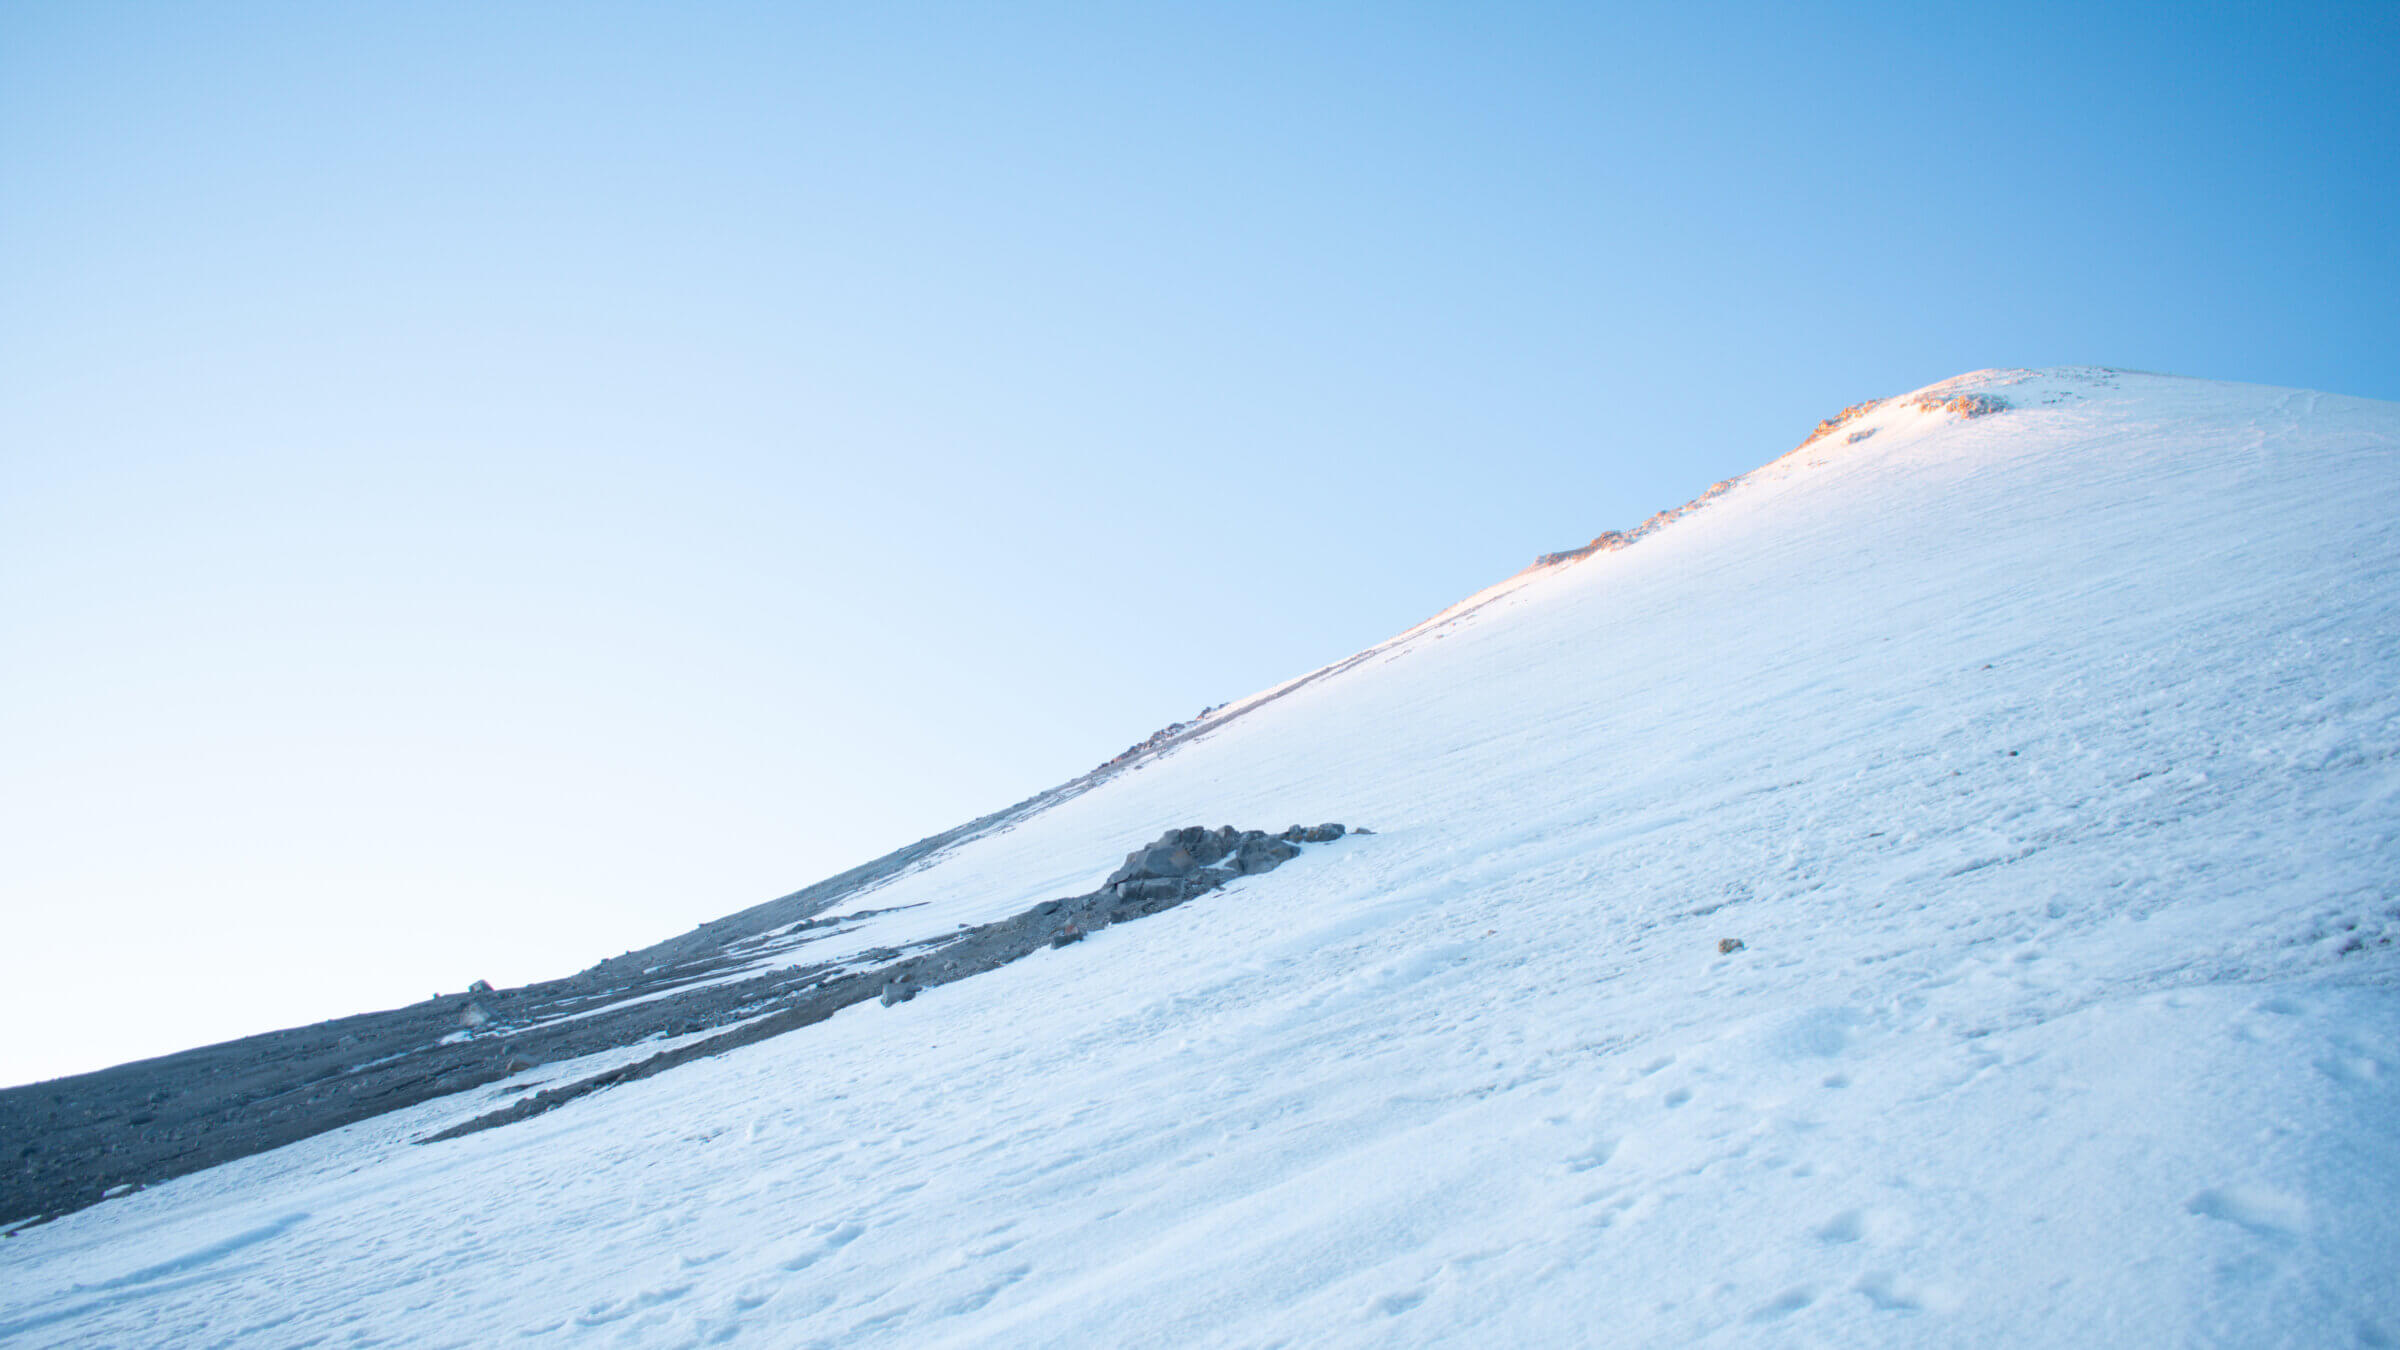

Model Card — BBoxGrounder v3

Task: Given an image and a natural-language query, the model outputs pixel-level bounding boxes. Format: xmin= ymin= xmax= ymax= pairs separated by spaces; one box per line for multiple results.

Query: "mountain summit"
xmin=5 ymin=367 xmax=2395 ymax=1346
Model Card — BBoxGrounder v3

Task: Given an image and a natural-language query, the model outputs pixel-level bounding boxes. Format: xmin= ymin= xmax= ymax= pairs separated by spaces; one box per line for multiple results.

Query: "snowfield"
xmin=4 ymin=367 xmax=2396 ymax=1347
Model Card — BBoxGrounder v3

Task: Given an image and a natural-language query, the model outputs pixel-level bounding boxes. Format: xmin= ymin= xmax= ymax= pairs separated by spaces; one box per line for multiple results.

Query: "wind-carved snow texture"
xmin=3 ymin=368 xmax=2397 ymax=1348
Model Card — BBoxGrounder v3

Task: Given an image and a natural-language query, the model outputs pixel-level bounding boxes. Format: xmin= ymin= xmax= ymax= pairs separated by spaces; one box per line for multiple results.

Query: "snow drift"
xmin=3 ymin=366 xmax=2395 ymax=1347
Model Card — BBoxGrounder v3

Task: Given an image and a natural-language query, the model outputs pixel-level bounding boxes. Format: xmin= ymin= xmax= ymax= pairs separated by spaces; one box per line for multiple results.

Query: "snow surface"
xmin=4 ymin=368 xmax=2396 ymax=1346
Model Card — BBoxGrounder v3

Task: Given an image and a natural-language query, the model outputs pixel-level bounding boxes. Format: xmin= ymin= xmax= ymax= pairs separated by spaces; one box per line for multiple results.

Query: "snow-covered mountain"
xmin=4 ymin=367 xmax=2395 ymax=1346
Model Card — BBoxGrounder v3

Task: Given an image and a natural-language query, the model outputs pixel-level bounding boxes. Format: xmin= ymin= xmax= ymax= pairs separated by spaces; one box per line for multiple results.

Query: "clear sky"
xmin=3 ymin=1 xmax=2394 ymax=1086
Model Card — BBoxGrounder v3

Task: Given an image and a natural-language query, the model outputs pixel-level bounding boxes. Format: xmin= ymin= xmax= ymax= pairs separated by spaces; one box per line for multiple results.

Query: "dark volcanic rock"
xmin=1115 ymin=877 xmax=1189 ymax=904
xmin=1107 ymin=843 xmax=1197 ymax=887
xmin=1187 ymin=828 xmax=1234 ymax=867
xmin=419 ymin=822 xmax=1358 ymax=1143
xmin=1236 ymin=837 xmax=1301 ymax=874
xmin=0 ymin=820 xmax=1361 ymax=1231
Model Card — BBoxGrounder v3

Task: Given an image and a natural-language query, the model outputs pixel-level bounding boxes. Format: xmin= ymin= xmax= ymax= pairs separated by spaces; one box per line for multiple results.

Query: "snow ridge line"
xmin=0 ymin=377 xmax=2030 ymax=1232
xmin=1527 ymin=380 xmax=2017 ymax=572
xmin=1526 ymin=475 xmax=1746 ymax=569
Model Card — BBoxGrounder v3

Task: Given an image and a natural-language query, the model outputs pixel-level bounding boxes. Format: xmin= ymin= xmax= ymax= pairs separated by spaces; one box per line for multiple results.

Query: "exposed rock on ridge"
xmin=418 ymin=824 xmax=1351 ymax=1143
xmin=1 ymin=826 xmax=1354 ymax=1226
xmin=1534 ymin=376 xmax=2017 ymax=570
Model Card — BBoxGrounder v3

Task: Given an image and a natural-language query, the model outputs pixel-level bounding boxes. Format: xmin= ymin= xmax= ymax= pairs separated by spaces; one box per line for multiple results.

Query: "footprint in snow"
xmin=2314 ymin=1053 xmax=2384 ymax=1086
xmin=572 ymin=1284 xmax=690 ymax=1321
xmin=1746 ymin=1287 xmax=1815 ymax=1322
xmin=779 ymin=1222 xmax=866 ymax=1271
xmin=1813 ymin=1210 xmax=1864 ymax=1245
xmin=640 ymin=1284 xmax=693 ymax=1307
xmin=1563 ymin=1137 xmax=1618 ymax=1172
xmin=1370 ymin=1289 xmax=1427 ymax=1317
xmin=945 ymin=1264 xmax=1030 ymax=1315
xmin=1854 ymin=1271 xmax=1922 ymax=1312
xmin=2187 ymin=1186 xmax=2306 ymax=1239
xmin=846 ymin=1306 xmax=913 ymax=1336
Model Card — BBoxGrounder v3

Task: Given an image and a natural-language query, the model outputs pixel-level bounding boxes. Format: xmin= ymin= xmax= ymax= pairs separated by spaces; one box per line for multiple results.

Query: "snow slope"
xmin=4 ymin=367 xmax=2396 ymax=1347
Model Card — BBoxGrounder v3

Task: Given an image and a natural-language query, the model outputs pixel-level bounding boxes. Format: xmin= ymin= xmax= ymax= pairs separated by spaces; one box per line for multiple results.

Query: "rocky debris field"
xmin=1 ymin=824 xmax=1351 ymax=1231
xmin=421 ymin=824 xmax=1350 ymax=1143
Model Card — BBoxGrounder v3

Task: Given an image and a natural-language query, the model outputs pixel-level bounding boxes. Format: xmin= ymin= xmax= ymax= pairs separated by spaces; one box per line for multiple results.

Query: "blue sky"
xmin=3 ymin=1 xmax=2394 ymax=1083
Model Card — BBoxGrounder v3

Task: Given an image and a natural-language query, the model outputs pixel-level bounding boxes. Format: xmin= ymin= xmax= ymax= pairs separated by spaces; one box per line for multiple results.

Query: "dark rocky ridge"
xmin=10 ymin=363 xmax=1871 ymax=1233
xmin=421 ymin=824 xmax=1348 ymax=1144
xmin=1 ymin=825 xmax=1349 ymax=1232
xmin=7 ymin=485 xmax=1542 ymax=1232
xmin=5 ymin=376 xmax=1738 ymax=1235
xmin=4 ymin=375 xmax=2044 ymax=1233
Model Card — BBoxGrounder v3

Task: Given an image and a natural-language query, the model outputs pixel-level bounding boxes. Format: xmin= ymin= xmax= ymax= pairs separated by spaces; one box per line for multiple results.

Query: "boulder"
xmin=1106 ymin=840 xmax=1199 ymax=887
xmin=1235 ymin=837 xmax=1300 ymax=875
xmin=1149 ymin=845 xmax=1199 ymax=876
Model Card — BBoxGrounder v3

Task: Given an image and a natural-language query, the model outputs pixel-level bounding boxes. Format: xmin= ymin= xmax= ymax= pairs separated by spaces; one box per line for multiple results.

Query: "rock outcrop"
xmin=0 ymin=822 xmax=1360 ymax=1228
xmin=418 ymin=824 xmax=1353 ymax=1145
